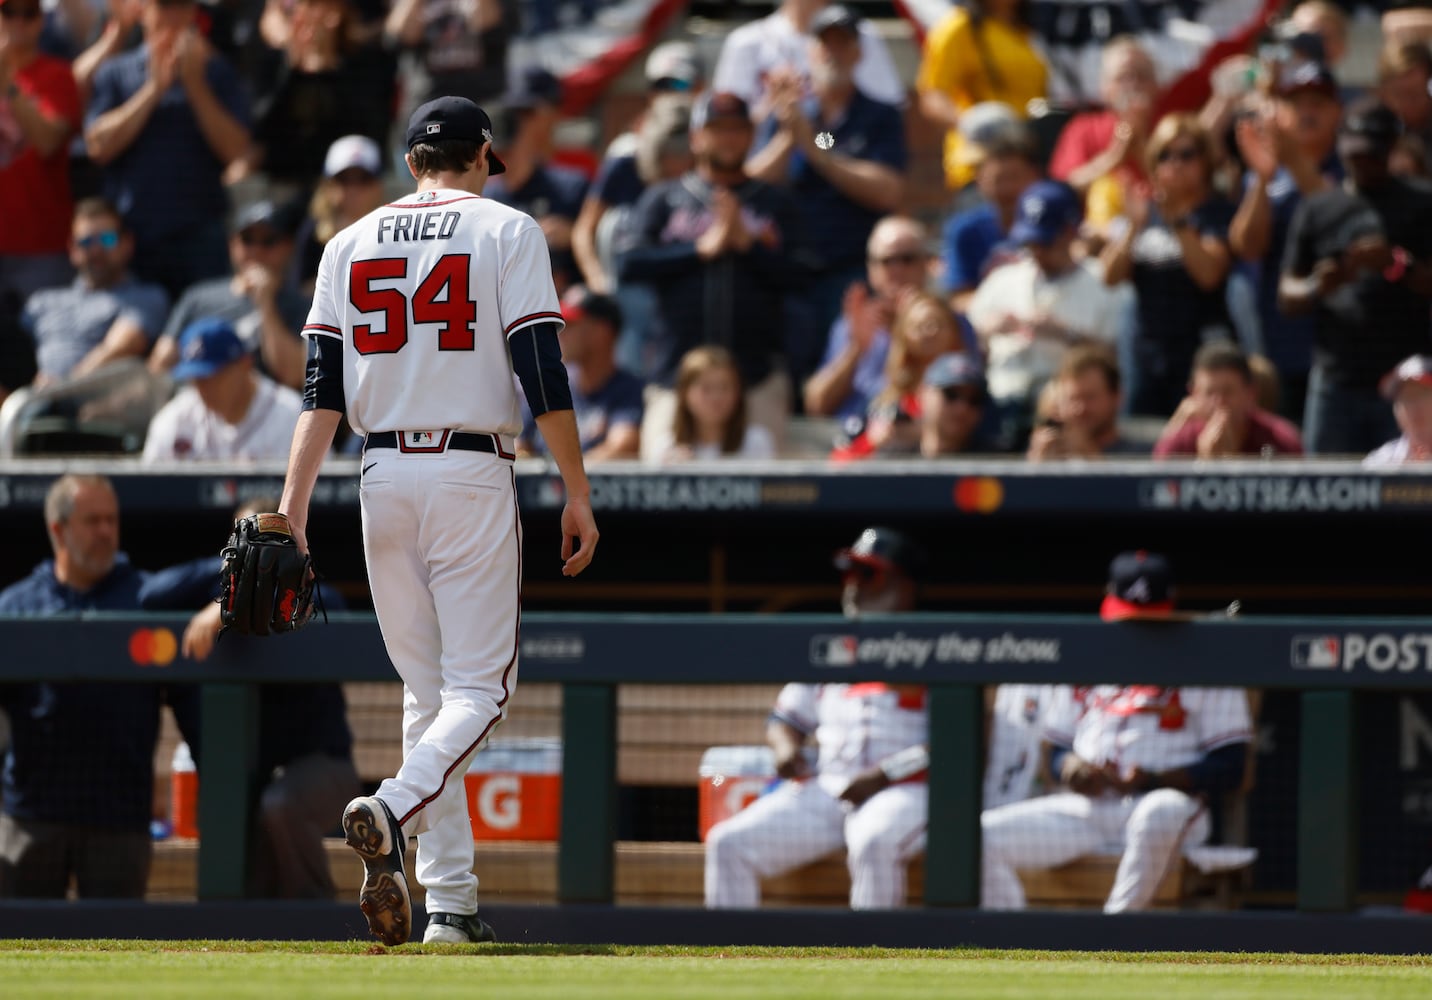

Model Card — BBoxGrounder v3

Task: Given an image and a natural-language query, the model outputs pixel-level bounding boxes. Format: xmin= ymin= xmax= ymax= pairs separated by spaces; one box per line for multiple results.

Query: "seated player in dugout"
xmin=981 ymin=551 xmax=1255 ymax=912
xmin=704 ymin=526 xmax=930 ymax=910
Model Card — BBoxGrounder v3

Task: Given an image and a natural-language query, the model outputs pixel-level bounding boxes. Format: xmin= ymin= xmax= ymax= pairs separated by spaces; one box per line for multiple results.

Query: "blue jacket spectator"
xmin=84 ymin=0 xmax=252 ymax=300
xmin=0 ymin=474 xmax=189 ymax=899
xmin=747 ymin=5 xmax=906 ymax=385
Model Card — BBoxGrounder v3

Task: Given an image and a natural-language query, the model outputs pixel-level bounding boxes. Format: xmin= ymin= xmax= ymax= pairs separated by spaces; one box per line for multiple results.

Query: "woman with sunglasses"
xmin=1101 ymin=113 xmax=1235 ymax=416
xmin=289 ymin=135 xmax=389 ymax=297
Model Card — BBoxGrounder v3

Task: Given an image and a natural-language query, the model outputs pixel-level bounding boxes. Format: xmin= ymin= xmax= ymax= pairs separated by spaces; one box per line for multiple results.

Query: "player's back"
xmin=314 ymin=189 xmax=556 ymax=440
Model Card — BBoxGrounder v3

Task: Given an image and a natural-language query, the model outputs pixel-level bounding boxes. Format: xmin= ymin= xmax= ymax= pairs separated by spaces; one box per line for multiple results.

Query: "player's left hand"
xmin=838 ymin=766 xmax=890 ymax=808
xmin=560 ymin=495 xmax=598 ymax=576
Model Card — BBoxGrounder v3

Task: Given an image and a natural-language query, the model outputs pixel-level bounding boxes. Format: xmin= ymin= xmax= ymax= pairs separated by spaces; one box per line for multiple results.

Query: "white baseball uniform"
xmin=141 ymin=375 xmax=301 ymax=463
xmin=981 ymin=685 xmax=1253 ymax=912
xmin=984 ymin=684 xmax=1061 ymax=810
xmin=303 ymin=188 xmax=561 ymax=916
xmin=704 ymin=682 xmax=929 ymax=909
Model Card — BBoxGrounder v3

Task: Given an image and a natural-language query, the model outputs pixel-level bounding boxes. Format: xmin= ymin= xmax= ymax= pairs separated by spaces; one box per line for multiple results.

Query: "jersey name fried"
xmin=377 ymin=211 xmax=462 ymax=243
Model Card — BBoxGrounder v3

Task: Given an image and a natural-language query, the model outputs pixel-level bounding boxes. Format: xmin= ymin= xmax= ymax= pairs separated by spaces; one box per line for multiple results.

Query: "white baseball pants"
xmin=704 ymin=779 xmax=927 ymax=909
xmin=359 ymin=448 xmax=521 ymax=917
xmin=980 ymin=789 xmax=1209 ymax=912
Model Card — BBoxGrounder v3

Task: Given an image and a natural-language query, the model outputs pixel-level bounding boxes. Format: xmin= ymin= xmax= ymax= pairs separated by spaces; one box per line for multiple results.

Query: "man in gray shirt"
xmin=148 ymin=200 xmax=309 ymax=390
xmin=20 ymin=199 xmax=169 ymax=386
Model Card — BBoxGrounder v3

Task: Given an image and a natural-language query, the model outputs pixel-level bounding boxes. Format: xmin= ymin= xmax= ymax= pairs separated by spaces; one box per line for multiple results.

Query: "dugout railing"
xmin=1 ymin=613 xmax=1426 ymax=917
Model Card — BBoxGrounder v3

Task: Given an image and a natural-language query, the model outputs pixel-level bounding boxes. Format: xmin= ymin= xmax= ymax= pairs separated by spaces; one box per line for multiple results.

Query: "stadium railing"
xmin=1 ymin=612 xmax=1422 ymax=914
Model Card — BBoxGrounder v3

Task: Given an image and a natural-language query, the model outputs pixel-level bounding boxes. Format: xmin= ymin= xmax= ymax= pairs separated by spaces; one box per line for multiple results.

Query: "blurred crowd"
xmin=5 ymin=0 xmax=1432 ymax=465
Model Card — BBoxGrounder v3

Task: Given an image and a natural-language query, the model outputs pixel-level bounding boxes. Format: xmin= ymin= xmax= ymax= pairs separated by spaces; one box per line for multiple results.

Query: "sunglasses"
xmin=1156 ymin=145 xmax=1201 ymax=164
xmin=0 ymin=6 xmax=43 ymax=18
xmin=75 ymin=231 xmax=121 ymax=250
xmin=870 ymin=251 xmax=922 ymax=267
xmin=939 ymin=385 xmax=984 ymax=405
xmin=333 ymin=169 xmax=380 ymax=187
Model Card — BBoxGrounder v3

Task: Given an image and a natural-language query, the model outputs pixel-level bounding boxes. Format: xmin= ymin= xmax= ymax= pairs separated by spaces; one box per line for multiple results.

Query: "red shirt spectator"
xmin=1153 ymin=342 xmax=1304 ymax=458
xmin=0 ymin=0 xmax=82 ymax=299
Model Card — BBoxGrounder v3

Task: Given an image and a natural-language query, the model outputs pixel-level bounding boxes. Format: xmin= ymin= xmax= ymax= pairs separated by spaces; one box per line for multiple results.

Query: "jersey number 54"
xmin=349 ymin=254 xmax=477 ymax=355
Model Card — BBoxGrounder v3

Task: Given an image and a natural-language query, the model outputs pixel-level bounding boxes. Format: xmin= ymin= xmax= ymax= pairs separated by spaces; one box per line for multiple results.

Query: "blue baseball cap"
xmin=1009 ymin=181 xmax=1083 ymax=246
xmin=922 ymin=352 xmax=986 ymax=393
xmin=172 ymin=317 xmax=249 ymax=381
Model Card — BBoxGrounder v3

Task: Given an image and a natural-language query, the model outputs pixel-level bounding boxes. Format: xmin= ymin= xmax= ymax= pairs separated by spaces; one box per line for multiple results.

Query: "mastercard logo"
xmin=129 ymin=628 xmax=178 ymax=666
xmin=953 ymin=477 xmax=1004 ymax=513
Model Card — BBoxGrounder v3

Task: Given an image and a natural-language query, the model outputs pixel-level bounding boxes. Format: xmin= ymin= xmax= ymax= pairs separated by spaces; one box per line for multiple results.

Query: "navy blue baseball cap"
xmin=922 ymin=352 xmax=986 ymax=393
xmin=172 ymin=317 xmax=249 ymax=381
xmin=1101 ymin=550 xmax=1175 ymax=621
xmin=405 ymin=97 xmax=507 ymax=175
xmin=1010 ymin=181 xmax=1083 ymax=246
xmin=503 ymin=66 xmax=563 ymax=110
xmin=692 ymin=91 xmax=751 ymax=129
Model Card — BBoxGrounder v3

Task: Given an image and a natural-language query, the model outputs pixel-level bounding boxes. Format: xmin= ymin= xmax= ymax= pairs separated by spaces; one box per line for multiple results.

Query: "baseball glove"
xmin=218 ymin=513 xmax=318 ymax=637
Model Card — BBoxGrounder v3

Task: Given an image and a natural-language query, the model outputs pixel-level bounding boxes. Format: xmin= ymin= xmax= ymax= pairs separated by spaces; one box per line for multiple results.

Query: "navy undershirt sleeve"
xmin=303 ymin=335 xmax=345 ymax=412
xmin=509 ymin=321 xmax=574 ymax=418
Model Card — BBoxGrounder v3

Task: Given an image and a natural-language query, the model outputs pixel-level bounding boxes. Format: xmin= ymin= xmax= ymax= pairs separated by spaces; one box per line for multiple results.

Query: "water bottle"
xmin=170 ymin=741 xmax=199 ymax=839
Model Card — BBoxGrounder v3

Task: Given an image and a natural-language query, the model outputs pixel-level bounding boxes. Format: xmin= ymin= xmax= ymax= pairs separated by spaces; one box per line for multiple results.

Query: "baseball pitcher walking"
xmin=278 ymin=96 xmax=599 ymax=945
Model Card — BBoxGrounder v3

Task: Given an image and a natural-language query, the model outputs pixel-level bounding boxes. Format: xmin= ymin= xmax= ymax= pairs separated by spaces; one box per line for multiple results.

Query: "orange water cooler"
xmin=464 ymin=740 xmax=562 ymax=841
xmin=697 ymin=745 xmax=776 ymax=841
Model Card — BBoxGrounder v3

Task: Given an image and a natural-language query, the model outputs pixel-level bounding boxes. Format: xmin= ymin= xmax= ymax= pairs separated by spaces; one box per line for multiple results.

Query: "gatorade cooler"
xmin=698 ymin=745 xmax=776 ymax=841
xmin=464 ymin=739 xmax=562 ymax=841
xmin=170 ymin=741 xmax=199 ymax=839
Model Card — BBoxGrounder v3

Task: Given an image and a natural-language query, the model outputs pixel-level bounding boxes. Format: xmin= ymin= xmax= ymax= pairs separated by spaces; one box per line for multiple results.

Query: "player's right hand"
xmin=1061 ymin=754 xmax=1113 ymax=797
xmin=560 ymin=496 xmax=598 ymax=577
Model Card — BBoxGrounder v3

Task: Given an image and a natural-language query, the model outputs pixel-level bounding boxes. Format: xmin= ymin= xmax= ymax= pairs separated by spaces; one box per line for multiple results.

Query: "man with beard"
xmin=20 ymin=197 xmax=168 ymax=387
xmin=620 ymin=90 xmax=804 ymax=457
xmin=0 ymin=474 xmax=191 ymax=897
xmin=704 ymin=526 xmax=930 ymax=910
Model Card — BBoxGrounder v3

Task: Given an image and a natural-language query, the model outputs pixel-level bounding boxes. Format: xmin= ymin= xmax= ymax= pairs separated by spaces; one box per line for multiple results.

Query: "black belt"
xmin=365 ymin=431 xmax=505 ymax=456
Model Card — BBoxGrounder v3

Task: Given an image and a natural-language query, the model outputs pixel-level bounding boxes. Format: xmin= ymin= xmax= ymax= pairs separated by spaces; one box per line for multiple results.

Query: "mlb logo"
xmin=1140 ymin=479 xmax=1180 ymax=509
xmin=427 ymin=123 xmax=441 ymax=134
xmin=1292 ymin=635 xmax=1341 ymax=669
xmin=810 ymin=635 xmax=857 ymax=667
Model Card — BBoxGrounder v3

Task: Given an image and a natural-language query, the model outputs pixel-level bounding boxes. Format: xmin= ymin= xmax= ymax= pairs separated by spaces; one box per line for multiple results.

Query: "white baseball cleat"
xmin=423 ymin=911 xmax=498 ymax=944
xmin=342 ymin=795 xmax=412 ymax=946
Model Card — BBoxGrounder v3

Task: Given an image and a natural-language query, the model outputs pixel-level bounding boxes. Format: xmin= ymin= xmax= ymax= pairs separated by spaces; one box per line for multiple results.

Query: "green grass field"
xmin=1 ymin=942 xmax=1429 ymax=1000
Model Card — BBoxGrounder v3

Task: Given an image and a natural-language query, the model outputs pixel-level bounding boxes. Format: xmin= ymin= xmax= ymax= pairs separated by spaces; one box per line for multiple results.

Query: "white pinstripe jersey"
xmin=1043 ymin=685 xmax=1252 ymax=773
xmin=773 ymin=683 xmax=928 ymax=797
xmin=302 ymin=189 xmax=562 ymax=438
xmin=984 ymin=684 xmax=1061 ymax=809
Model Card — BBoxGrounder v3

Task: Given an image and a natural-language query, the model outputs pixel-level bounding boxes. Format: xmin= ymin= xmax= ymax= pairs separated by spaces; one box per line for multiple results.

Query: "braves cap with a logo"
xmin=404 ymin=97 xmax=507 ymax=175
xmin=1380 ymin=354 xmax=1432 ymax=400
xmin=1100 ymin=550 xmax=1175 ymax=621
xmin=833 ymin=526 xmax=924 ymax=579
xmin=171 ymin=317 xmax=250 ymax=381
